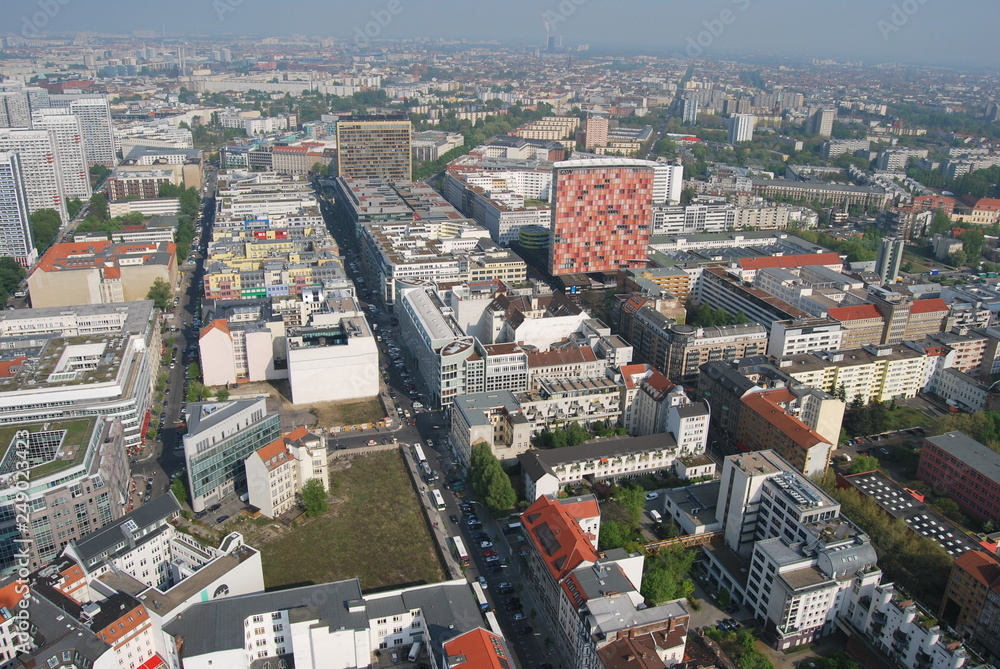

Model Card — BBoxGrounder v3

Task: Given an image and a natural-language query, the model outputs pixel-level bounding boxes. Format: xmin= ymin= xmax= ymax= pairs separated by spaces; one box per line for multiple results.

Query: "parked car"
xmin=449 ymin=514 xmax=459 ymax=524
xmin=482 ymin=550 xmax=498 ymax=558
xmin=216 ymin=515 xmax=229 ymax=523
xmin=517 ymin=625 xmax=533 ymax=636
xmin=478 ymin=576 xmax=488 ymax=590
xmin=472 ymin=532 xmax=489 ymax=541
xmin=645 ymin=491 xmax=659 ymax=501
xmin=512 ymin=612 xmax=526 ymax=621
xmin=480 ymin=540 xmax=493 ymax=549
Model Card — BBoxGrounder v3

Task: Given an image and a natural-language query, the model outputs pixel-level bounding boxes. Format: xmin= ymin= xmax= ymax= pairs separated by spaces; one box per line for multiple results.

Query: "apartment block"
xmin=514 ymin=115 xmax=580 ymax=140
xmin=750 ymin=179 xmax=890 ymax=209
xmin=104 ymin=168 xmax=175 ymax=199
xmin=449 ymin=391 xmax=533 ymax=466
xmin=780 ymin=344 xmax=927 ymax=404
xmin=245 ymin=427 xmax=329 ymax=519
xmin=828 ymin=305 xmax=885 ymax=349
xmin=917 ymin=432 xmax=1000 ymax=524
xmin=0 ymin=151 xmax=36 ymax=266
xmin=736 ymin=388 xmax=838 ymax=476
xmin=549 ymin=158 xmax=655 ymax=276
xmin=182 ymin=399 xmax=282 ymax=512
xmin=618 ymin=267 xmax=691 ymax=303
xmin=767 ymin=318 xmax=843 ymax=358
xmin=698 ymin=357 xmax=794 ymax=437
xmin=29 ymin=240 xmax=178 ymax=308
xmin=31 ymin=109 xmax=92 ymax=199
xmin=0 ymin=127 xmax=69 ymax=223
xmin=411 ymin=129 xmax=464 ymax=161
xmin=940 ymin=549 xmax=1000 ymax=640
xmin=520 ymin=495 xmax=689 ymax=669
xmin=48 ymin=95 xmax=117 ymax=167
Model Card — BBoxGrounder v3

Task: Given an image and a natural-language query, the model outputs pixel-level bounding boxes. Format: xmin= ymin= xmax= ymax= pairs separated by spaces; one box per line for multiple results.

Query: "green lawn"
xmin=0 ymin=417 xmax=96 ymax=478
xmin=259 ymin=451 xmax=445 ymax=591
xmin=882 ymin=405 xmax=929 ymax=432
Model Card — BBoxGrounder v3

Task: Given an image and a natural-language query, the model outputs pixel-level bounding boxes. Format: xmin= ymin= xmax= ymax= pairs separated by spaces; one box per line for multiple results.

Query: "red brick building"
xmin=917 ymin=431 xmax=1000 ymax=523
xmin=548 ymin=158 xmax=654 ymax=276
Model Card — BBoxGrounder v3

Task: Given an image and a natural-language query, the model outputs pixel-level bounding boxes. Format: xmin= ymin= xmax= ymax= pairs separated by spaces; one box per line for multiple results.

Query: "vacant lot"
xmin=259 ymin=450 xmax=445 ymax=591
xmin=230 ymin=380 xmax=384 ymax=429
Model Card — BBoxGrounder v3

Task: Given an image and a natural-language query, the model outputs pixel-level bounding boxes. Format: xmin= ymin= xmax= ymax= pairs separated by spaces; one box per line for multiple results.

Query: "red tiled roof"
xmin=974 ymin=198 xmax=1000 ymax=212
xmin=200 ymin=319 xmax=230 ymax=339
xmin=255 ymin=426 xmax=311 ymax=471
xmin=955 ymin=550 xmax=1000 ymax=588
xmin=0 ymin=582 xmax=26 ymax=623
xmin=0 ymin=356 xmax=27 ymax=378
xmin=738 ymin=253 xmax=842 ymax=271
xmin=827 ymin=304 xmax=883 ymax=322
xmin=443 ymin=628 xmax=510 ymax=668
xmin=522 ymin=496 xmax=599 ymax=582
xmin=910 ymin=298 xmax=948 ymax=314
xmin=742 ymin=390 xmax=829 ymax=449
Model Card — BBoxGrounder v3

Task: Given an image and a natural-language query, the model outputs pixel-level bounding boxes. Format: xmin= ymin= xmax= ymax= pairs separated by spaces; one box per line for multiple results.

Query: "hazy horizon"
xmin=3 ymin=0 xmax=998 ymax=69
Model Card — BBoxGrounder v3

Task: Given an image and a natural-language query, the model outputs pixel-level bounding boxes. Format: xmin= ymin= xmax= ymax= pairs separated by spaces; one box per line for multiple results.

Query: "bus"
xmin=485 ymin=611 xmax=503 ymax=636
xmin=430 ymin=489 xmax=445 ymax=511
xmin=470 ymin=581 xmax=490 ymax=612
xmin=451 ymin=536 xmax=470 ymax=567
xmin=412 ymin=444 xmax=427 ymax=464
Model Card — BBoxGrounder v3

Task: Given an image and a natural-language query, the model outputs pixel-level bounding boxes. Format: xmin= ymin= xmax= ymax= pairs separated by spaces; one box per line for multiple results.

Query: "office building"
xmin=31 ymin=109 xmax=92 ymax=199
xmin=782 ymin=344 xmax=927 ymax=404
xmin=807 ymin=108 xmax=836 ymax=137
xmin=917 ymin=431 xmax=1000 ymax=524
xmin=182 ymin=399 xmax=282 ymax=512
xmin=548 ymin=158 xmax=655 ymax=276
xmin=736 ymin=388 xmax=839 ymax=476
xmin=48 ymin=96 xmax=117 ymax=168
xmin=767 ymin=318 xmax=843 ymax=358
xmin=0 ymin=90 xmax=31 ymax=128
xmin=285 ymin=319 xmax=380 ymax=404
xmin=876 ymin=237 xmax=905 ymax=286
xmin=0 ymin=151 xmax=36 ymax=266
xmin=0 ymin=127 xmax=69 ymax=223
xmin=727 ymin=114 xmax=756 ymax=143
xmin=336 ymin=115 xmax=412 ymax=181
xmin=0 ymin=416 xmax=129 ymax=574
xmin=653 ymin=161 xmax=684 ymax=204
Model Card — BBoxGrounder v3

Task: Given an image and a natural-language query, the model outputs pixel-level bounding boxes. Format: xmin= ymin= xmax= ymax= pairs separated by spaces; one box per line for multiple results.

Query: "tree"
xmin=146 ymin=277 xmax=173 ymax=310
xmin=599 ymin=519 xmax=632 ymax=551
xmin=848 ymin=455 xmax=881 ymax=474
xmin=88 ymin=193 xmax=109 ymax=221
xmin=89 ymin=164 xmax=111 ymax=184
xmin=67 ymin=197 xmax=84 ymax=218
xmin=171 ymin=476 xmax=189 ymax=505
xmin=216 ymin=388 xmax=230 ymax=401
xmin=300 ymin=478 xmax=328 ymax=516
xmin=613 ymin=485 xmax=646 ymax=528
xmin=640 ymin=545 xmax=697 ymax=604
xmin=960 ymin=229 xmax=985 ymax=259
xmin=310 ymin=162 xmax=329 ymax=177
xmin=0 ymin=257 xmax=26 ymax=295
xmin=187 ymin=362 xmax=201 ymax=380
xmin=470 ymin=443 xmax=517 ymax=516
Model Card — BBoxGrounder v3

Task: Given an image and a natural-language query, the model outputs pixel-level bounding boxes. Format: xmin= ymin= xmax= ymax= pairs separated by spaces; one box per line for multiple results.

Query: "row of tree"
xmin=685 ymin=301 xmax=750 ymax=328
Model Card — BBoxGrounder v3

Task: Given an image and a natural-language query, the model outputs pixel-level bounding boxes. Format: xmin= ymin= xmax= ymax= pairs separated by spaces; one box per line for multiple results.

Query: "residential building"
xmin=182 ymin=399 xmax=282 ymax=512
xmin=48 ymin=96 xmax=116 ymax=168
xmin=514 ymin=116 xmax=580 ymax=140
xmin=917 ymin=431 xmax=1000 ymax=524
xmin=584 ymin=115 xmax=609 ymax=149
xmin=780 ymin=344 xmax=927 ymax=404
xmin=697 ymin=357 xmax=795 ymax=437
xmin=519 ymin=433 xmax=688 ymax=501
xmin=935 ymin=368 xmax=989 ymax=412
xmin=696 ymin=266 xmax=813 ymax=329
xmin=728 ymin=114 xmax=756 ymax=143
xmin=682 ymin=99 xmax=699 ymax=125
xmin=0 ymin=127 xmax=69 ymax=223
xmin=520 ymin=495 xmax=690 ymax=669
xmin=104 ymin=168 xmax=175 ymax=199
xmin=618 ymin=267 xmax=691 ymax=303
xmin=767 ymin=318 xmax=843 ymax=358
xmin=807 ymin=108 xmax=836 ymax=137
xmin=31 ymin=109 xmax=92 ymax=199
xmin=610 ymin=295 xmax=768 ymax=383
xmin=751 ymin=179 xmax=889 ymax=209
xmin=28 ymin=240 xmax=178 ymax=308
xmin=443 ymin=628 xmax=516 ymax=668
xmin=876 ymin=237 xmax=906 ymax=285
xmin=449 ymin=391 xmax=533 ymax=465
xmin=0 ymin=151 xmax=36 ymax=266
xmin=336 ymin=115 xmax=412 ymax=181
xmin=736 ymin=388 xmax=838 ymax=476
xmin=875 ymin=147 xmax=930 ymax=171
xmin=0 ymin=416 xmax=129 ymax=574
xmin=412 ymin=130 xmax=464 ymax=161
xmin=548 ymin=158 xmax=655 ymax=276
xmin=162 ymin=578 xmax=484 ymax=669
xmin=245 ymin=427 xmax=329 ymax=519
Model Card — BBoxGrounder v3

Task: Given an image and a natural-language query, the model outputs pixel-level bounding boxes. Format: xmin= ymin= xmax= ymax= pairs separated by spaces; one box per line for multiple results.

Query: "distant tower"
xmin=727 ymin=114 xmax=756 ymax=144
xmin=807 ymin=108 xmax=836 ymax=137
xmin=875 ymin=237 xmax=905 ymax=285
xmin=682 ymin=98 xmax=699 ymax=125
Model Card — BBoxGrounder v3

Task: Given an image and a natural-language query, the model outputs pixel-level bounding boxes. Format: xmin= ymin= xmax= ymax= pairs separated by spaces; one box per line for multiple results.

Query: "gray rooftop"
xmin=72 ymin=492 xmax=180 ymax=564
xmin=925 ymin=431 xmax=1000 ymax=486
xmin=452 ymin=391 xmax=521 ymax=428
xmin=185 ymin=398 xmax=268 ymax=437
xmin=525 ymin=433 xmax=679 ymax=475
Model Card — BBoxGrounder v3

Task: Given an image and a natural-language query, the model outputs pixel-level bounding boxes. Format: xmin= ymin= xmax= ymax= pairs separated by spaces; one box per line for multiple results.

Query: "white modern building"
xmin=728 ymin=114 xmax=756 ymax=143
xmin=245 ymin=427 xmax=329 ymax=518
xmin=48 ymin=95 xmax=117 ymax=168
xmin=0 ymin=127 xmax=69 ymax=223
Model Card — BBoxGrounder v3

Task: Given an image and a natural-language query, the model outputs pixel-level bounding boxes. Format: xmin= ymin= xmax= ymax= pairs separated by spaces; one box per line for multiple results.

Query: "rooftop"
xmin=924 ymin=431 xmax=1000 ymax=486
xmin=0 ymin=416 xmax=100 ymax=481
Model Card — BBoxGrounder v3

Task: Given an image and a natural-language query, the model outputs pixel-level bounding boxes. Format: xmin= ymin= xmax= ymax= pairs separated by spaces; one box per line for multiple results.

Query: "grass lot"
xmin=881 ymin=405 xmax=929 ymax=432
xmin=309 ymin=398 xmax=384 ymax=427
xmin=260 ymin=451 xmax=445 ymax=591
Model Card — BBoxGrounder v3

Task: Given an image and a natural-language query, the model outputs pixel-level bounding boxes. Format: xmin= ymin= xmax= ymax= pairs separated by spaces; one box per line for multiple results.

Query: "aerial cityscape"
xmin=0 ymin=2 xmax=999 ymax=668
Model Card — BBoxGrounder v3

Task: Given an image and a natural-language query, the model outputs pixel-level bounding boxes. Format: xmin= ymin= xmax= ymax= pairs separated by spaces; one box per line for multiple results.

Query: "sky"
xmin=4 ymin=0 xmax=999 ymax=69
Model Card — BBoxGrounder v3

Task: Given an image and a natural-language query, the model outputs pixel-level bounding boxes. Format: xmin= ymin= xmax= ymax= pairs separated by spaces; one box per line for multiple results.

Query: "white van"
xmin=650 ymin=510 xmax=663 ymax=523
xmin=408 ymin=641 xmax=421 ymax=662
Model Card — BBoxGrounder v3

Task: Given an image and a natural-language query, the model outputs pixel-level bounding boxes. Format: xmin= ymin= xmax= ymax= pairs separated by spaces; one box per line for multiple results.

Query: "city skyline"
xmin=1 ymin=0 xmax=998 ymax=68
